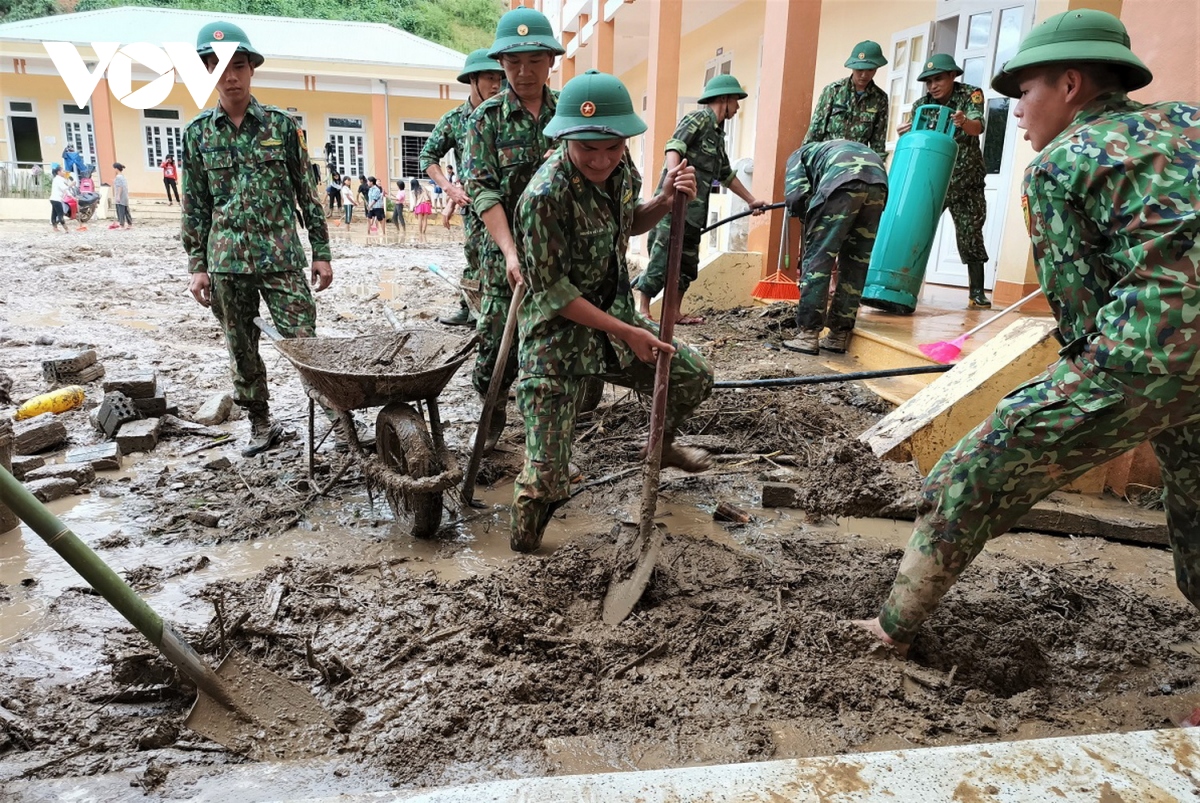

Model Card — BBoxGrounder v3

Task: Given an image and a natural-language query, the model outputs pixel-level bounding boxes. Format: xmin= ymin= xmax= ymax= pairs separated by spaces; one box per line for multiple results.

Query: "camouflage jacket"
xmin=784 ymin=139 xmax=888 ymax=219
xmin=516 ymin=144 xmax=643 ymax=378
xmin=181 ymin=96 xmax=329 ymax=274
xmin=914 ymin=82 xmax=985 ymax=179
xmin=420 ymin=101 xmax=479 ymax=223
xmin=1025 ymin=92 xmax=1200 ymax=376
xmin=803 ymin=78 xmax=889 ymax=159
xmin=660 ymin=106 xmax=735 ymax=214
xmin=463 ymin=85 xmax=558 ymax=222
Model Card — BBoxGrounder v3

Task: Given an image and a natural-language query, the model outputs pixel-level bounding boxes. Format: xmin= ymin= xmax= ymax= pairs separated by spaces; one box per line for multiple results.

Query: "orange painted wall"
xmin=1121 ymin=0 xmax=1200 ymax=103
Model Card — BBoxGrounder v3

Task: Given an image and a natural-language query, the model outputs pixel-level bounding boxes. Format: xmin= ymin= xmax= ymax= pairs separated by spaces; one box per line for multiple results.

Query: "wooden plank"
xmin=860 ymin=318 xmax=1060 ymax=473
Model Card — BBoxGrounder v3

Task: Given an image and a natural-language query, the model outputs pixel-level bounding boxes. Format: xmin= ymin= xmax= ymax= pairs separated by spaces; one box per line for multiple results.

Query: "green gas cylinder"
xmin=861 ymin=104 xmax=959 ymax=314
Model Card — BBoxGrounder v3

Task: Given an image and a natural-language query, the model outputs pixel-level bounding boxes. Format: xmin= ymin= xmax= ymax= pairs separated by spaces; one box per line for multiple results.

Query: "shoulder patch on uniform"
xmin=1021 ymin=193 xmax=1030 ymax=231
xmin=970 ymin=89 xmax=983 ymax=104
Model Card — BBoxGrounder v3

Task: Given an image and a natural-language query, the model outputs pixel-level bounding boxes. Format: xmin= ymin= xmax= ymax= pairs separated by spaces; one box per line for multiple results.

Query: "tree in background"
xmin=3 ymin=0 xmax=502 ymax=52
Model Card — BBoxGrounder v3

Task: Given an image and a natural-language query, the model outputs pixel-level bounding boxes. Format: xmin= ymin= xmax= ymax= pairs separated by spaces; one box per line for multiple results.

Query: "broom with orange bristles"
xmin=752 ymin=212 xmax=800 ymax=302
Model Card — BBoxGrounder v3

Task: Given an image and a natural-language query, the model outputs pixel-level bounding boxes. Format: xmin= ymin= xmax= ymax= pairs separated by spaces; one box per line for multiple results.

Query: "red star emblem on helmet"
xmin=213 ymin=30 xmax=225 ymax=40
xmin=580 ymin=101 xmax=596 ymax=117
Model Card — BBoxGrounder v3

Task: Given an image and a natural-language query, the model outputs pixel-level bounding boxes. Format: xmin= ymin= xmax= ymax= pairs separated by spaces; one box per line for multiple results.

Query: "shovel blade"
xmin=184 ymin=651 xmax=336 ymax=761
xmin=602 ymin=526 xmax=665 ymax=626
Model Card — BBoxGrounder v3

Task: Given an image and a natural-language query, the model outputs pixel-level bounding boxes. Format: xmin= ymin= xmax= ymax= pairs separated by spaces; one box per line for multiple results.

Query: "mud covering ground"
xmin=3 ymin=531 xmax=1196 ymax=792
xmin=1 ymin=220 xmax=1197 ymax=796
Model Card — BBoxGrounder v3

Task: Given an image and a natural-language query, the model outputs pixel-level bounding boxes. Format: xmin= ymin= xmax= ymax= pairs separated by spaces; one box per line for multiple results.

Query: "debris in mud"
xmin=7 ymin=529 xmax=1189 ymax=786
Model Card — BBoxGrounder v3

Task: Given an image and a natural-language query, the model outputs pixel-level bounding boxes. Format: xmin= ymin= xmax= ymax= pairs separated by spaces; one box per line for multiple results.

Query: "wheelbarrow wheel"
xmin=375 ymin=402 xmax=443 ymax=539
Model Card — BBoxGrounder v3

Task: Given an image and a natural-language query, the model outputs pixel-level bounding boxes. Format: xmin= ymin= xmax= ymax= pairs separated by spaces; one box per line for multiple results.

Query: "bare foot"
xmin=677 ymin=315 xmax=706 ymax=325
xmin=1180 ymin=707 xmax=1200 ymax=727
xmin=851 ymin=617 xmax=908 ymax=658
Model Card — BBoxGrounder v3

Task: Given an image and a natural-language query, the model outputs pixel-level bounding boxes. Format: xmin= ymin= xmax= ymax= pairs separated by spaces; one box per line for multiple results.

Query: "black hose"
xmin=713 ymin=364 xmax=952 ymax=388
xmin=700 ymin=201 xmax=787 ymax=234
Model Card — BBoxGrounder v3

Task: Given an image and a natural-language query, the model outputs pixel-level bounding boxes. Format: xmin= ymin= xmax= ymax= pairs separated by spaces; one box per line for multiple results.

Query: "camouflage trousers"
xmin=512 ymin=326 xmax=714 ymax=551
xmin=633 ymin=201 xmax=707 ymax=298
xmin=943 ymin=176 xmax=988 ymax=267
xmin=878 ymin=357 xmax=1200 ymax=644
xmin=472 ymin=286 xmax=519 ymax=398
xmin=209 ymin=270 xmax=316 ymax=412
xmin=795 ymin=181 xmax=886 ymax=333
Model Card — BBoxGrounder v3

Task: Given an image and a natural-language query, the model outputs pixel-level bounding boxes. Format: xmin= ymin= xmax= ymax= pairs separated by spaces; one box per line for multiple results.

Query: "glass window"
xmin=62 ymin=104 xmax=89 ymax=115
xmin=983 ymin=97 xmax=1009 ymax=174
xmin=907 ymin=35 xmax=925 ymax=103
xmin=996 ymin=6 xmax=1024 ymax=67
xmin=9 ymin=101 xmax=33 ymax=113
xmin=144 ymin=108 xmax=180 ymax=120
xmin=329 ymin=117 xmax=363 ymax=130
xmin=962 ymin=56 xmax=986 ymax=88
xmin=967 ymin=11 xmax=992 ymax=49
xmin=893 ymin=40 xmax=907 ymax=66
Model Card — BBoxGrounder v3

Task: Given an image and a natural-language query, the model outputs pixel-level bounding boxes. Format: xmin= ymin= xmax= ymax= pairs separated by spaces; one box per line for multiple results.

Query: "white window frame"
xmin=141 ymin=107 xmax=184 ymax=170
xmin=7 ymin=97 xmax=42 ymax=167
xmin=399 ymin=120 xmax=436 ymax=181
xmin=885 ymin=23 xmax=934 ymax=153
xmin=703 ymin=51 xmax=737 ymax=170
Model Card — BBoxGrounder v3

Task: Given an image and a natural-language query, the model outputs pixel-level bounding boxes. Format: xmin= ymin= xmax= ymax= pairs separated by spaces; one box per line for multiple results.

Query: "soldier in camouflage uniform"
xmin=462 ymin=5 xmax=564 ymax=452
xmin=512 ymin=70 xmax=714 ymax=553
xmin=855 ymin=9 xmax=1200 ymax=657
xmin=421 ymin=49 xmax=505 ymax=327
xmin=779 ymin=140 xmax=888 ymax=355
xmin=182 ymin=21 xmax=332 ymax=457
xmin=903 ymin=54 xmax=991 ymax=309
xmin=804 ymin=41 xmax=890 ymax=159
xmin=633 ymin=74 xmax=767 ymax=324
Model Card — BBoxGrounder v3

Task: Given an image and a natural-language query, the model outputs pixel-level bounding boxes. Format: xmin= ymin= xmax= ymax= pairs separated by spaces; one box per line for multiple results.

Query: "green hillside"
xmin=0 ymin=0 xmax=503 ymax=52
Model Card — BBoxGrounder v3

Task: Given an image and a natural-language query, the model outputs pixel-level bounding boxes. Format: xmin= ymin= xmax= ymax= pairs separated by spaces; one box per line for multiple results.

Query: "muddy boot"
xmin=482 ymin=403 xmax=506 ymax=454
xmin=243 ymin=409 xmax=283 ymax=457
xmin=438 ymin=301 xmax=473 ymax=327
xmin=511 ymin=499 xmax=566 ymax=554
xmin=819 ymin=329 xmax=852 ymax=353
xmin=967 ymin=262 xmax=991 ymax=309
xmin=782 ymin=329 xmax=821 ymax=355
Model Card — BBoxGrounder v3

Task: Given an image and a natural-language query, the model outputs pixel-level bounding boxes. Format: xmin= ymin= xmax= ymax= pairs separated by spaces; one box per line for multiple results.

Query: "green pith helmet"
xmin=845 ymin=40 xmax=888 ymax=69
xmin=195 ymin=21 xmax=264 ymax=67
xmin=458 ymin=48 xmax=502 ymax=84
xmin=698 ymin=74 xmax=748 ymax=103
xmin=991 ymin=9 xmax=1152 ymax=98
xmin=917 ymin=53 xmax=963 ymax=81
xmin=544 ymin=70 xmax=646 ymax=140
xmin=487 ymin=5 xmax=565 ymax=59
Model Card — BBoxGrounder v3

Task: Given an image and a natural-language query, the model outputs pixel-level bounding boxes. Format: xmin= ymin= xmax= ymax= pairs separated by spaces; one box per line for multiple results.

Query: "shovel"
xmin=602 ymin=191 xmax=689 ymax=626
xmin=461 ymin=283 xmax=525 ymax=508
xmin=0 ymin=467 xmax=335 ymax=759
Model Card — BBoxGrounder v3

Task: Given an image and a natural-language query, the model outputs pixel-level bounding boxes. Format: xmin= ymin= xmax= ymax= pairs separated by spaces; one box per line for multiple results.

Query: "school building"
xmin=0 ymin=6 xmax=468 ymax=199
xmin=540 ymin=0 xmax=1199 ymax=304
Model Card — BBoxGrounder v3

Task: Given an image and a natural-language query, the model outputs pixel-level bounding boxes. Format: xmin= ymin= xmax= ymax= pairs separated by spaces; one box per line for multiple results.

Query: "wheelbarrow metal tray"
xmin=270 ymin=329 xmax=477 ymax=411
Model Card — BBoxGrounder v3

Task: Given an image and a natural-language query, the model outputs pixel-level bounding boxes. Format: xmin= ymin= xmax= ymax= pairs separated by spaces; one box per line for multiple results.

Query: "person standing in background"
xmin=161 ymin=155 xmax=181 ymax=205
xmin=804 ymin=40 xmax=890 ymax=159
xmin=110 ymin=162 xmax=132 ymax=230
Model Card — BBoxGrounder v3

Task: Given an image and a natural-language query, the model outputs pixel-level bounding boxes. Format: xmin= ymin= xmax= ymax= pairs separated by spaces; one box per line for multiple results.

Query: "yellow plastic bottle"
xmin=14 ymin=386 xmax=86 ymax=421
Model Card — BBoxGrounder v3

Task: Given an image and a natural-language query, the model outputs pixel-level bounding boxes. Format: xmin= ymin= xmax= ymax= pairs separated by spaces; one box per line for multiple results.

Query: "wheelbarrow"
xmin=256 ymin=318 xmax=477 ymax=539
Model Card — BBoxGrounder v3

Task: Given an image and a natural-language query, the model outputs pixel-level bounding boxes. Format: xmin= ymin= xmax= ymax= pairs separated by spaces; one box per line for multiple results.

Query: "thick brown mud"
xmin=1 ymin=220 xmax=1196 ymax=796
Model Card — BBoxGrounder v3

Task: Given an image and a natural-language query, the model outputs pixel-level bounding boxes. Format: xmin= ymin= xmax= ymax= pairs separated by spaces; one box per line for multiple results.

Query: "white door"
xmin=885 ymin=23 xmax=934 ymax=153
xmin=62 ymin=105 xmax=97 ymax=171
xmin=927 ymin=0 xmax=1035 ymax=288
xmin=327 ymin=120 xmax=366 ymax=178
